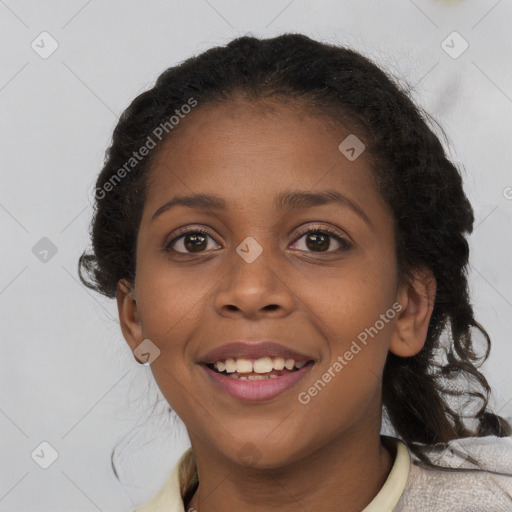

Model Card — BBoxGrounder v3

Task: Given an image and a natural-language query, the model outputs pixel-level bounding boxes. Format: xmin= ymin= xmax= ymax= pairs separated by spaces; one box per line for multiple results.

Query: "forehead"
xmin=142 ymin=98 xmax=387 ymax=223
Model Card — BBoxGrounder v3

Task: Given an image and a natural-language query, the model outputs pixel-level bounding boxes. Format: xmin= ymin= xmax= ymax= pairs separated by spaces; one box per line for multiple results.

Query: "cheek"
xmin=301 ymin=254 xmax=396 ymax=379
xmin=295 ymin=270 xmax=396 ymax=437
xmin=135 ymin=262 xmax=209 ymax=341
xmin=305 ymin=255 xmax=396 ymax=334
xmin=134 ymin=267 xmax=201 ymax=414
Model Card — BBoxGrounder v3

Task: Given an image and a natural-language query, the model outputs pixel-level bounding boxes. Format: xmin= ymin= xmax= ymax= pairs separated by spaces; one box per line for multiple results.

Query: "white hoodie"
xmin=130 ymin=434 xmax=512 ymax=512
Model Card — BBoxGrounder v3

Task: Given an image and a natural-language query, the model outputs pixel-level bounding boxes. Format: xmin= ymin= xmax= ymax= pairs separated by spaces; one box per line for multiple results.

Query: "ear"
xmin=116 ymin=278 xmax=144 ymax=361
xmin=389 ymin=267 xmax=437 ymax=357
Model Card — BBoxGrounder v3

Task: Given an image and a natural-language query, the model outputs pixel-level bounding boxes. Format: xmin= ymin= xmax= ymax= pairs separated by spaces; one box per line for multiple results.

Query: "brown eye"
xmin=292 ymin=228 xmax=351 ymax=253
xmin=166 ymin=229 xmax=219 ymax=254
xmin=305 ymin=232 xmax=330 ymax=252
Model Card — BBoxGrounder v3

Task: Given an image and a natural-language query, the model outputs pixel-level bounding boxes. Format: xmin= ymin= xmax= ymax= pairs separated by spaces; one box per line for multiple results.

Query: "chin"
xmin=212 ymin=436 xmax=309 ymax=471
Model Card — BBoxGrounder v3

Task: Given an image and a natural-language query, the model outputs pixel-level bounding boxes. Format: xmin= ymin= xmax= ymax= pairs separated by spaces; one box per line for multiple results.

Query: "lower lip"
xmin=201 ymin=363 xmax=314 ymax=403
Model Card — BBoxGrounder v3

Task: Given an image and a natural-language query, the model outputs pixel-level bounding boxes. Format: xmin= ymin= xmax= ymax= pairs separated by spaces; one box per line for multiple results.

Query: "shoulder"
xmin=130 ymin=447 xmax=194 ymax=512
xmin=394 ymin=435 xmax=512 ymax=511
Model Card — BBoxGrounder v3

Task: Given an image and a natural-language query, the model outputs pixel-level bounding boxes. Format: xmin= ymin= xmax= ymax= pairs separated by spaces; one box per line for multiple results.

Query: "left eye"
xmin=291 ymin=228 xmax=351 ymax=253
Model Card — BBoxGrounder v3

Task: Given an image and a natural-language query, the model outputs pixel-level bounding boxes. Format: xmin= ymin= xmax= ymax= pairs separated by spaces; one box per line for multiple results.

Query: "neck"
xmin=186 ymin=426 xmax=395 ymax=512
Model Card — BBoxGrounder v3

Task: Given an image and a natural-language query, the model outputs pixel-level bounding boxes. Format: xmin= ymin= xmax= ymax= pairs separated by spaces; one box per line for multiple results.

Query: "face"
xmin=117 ymin=98 xmax=424 ymax=469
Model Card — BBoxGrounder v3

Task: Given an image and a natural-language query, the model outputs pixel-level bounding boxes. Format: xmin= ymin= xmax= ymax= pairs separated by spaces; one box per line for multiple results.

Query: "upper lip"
xmin=199 ymin=341 xmax=313 ymax=364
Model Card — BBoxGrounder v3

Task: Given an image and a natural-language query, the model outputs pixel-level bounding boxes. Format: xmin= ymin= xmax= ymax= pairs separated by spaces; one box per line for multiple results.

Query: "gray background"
xmin=1 ymin=0 xmax=511 ymax=510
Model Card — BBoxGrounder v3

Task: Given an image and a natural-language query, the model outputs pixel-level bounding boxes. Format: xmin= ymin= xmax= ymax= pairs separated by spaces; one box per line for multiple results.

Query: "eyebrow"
xmin=150 ymin=189 xmax=371 ymax=225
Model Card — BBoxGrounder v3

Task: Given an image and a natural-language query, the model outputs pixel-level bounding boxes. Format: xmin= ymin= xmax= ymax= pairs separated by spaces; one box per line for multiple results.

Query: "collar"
xmin=134 ymin=435 xmax=411 ymax=512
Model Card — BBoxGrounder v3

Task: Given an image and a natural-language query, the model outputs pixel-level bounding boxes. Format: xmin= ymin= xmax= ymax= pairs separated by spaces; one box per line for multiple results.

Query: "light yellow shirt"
xmin=133 ymin=435 xmax=411 ymax=512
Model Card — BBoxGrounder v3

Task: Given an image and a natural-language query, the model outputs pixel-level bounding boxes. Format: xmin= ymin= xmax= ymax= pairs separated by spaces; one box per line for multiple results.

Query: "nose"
xmin=212 ymin=244 xmax=295 ymax=320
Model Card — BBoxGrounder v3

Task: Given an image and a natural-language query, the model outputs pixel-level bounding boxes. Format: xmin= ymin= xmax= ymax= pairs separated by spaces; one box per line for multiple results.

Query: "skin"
xmin=117 ymin=98 xmax=436 ymax=512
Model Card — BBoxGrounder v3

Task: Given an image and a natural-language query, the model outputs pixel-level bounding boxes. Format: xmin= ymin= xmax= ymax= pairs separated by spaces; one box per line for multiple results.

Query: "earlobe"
xmin=116 ymin=278 xmax=144 ymax=356
xmin=389 ymin=267 xmax=436 ymax=358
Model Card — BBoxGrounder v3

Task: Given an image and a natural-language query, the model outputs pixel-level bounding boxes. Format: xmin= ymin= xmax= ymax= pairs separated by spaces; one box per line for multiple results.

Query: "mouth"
xmin=205 ymin=356 xmax=312 ymax=379
xmin=200 ymin=355 xmax=315 ymax=402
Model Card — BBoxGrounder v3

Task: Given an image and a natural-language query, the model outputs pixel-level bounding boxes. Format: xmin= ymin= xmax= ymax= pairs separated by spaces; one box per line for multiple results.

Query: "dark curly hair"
xmin=79 ymin=33 xmax=511 ymax=475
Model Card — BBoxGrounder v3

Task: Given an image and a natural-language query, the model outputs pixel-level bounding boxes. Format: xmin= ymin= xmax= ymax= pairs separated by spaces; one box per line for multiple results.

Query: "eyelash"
xmin=164 ymin=225 xmax=352 ymax=255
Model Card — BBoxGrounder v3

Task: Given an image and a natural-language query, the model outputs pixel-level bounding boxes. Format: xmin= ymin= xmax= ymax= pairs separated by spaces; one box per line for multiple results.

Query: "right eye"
xmin=165 ymin=228 xmax=221 ymax=254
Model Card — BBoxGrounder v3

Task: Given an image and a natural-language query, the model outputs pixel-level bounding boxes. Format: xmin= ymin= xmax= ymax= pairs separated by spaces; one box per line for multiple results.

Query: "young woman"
xmin=79 ymin=33 xmax=512 ymax=511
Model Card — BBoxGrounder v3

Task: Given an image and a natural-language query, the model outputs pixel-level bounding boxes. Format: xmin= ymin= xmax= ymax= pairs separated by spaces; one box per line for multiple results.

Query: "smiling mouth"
xmin=201 ymin=356 xmax=316 ymax=402
xmin=205 ymin=356 xmax=315 ymax=380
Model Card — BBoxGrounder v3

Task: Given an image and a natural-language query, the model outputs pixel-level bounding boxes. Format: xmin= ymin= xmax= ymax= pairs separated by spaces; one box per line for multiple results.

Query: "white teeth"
xmin=272 ymin=357 xmax=285 ymax=370
xmin=236 ymin=358 xmax=253 ymax=373
xmin=213 ymin=356 xmax=309 ymax=373
xmin=225 ymin=358 xmax=237 ymax=373
xmin=253 ymin=357 xmax=273 ymax=373
xmin=228 ymin=374 xmax=276 ymax=380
